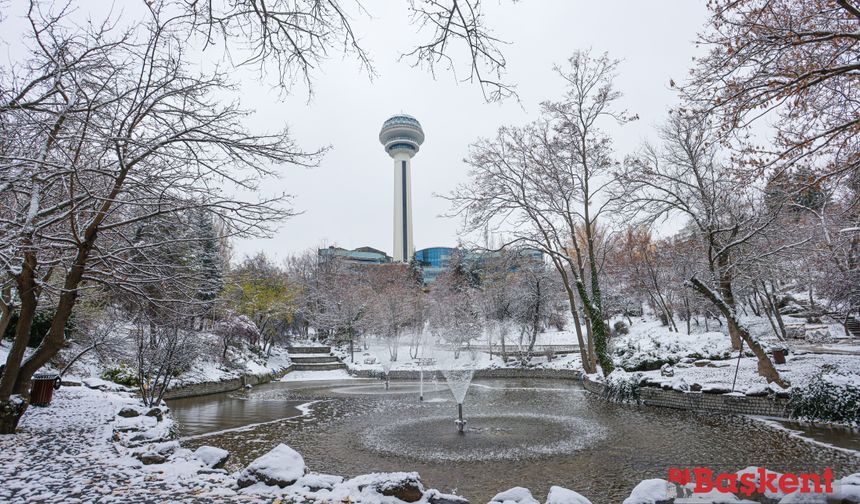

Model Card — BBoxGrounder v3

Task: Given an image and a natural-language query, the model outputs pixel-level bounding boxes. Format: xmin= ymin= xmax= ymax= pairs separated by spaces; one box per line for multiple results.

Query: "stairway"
xmin=288 ymin=345 xmax=347 ymax=371
xmin=845 ymin=317 xmax=860 ymax=338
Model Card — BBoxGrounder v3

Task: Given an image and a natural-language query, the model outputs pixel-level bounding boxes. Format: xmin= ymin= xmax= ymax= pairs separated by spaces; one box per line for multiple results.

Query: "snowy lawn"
xmin=638 ymin=351 xmax=860 ymax=392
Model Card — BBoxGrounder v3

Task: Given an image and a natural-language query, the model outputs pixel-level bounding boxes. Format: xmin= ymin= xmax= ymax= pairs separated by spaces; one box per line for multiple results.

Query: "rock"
xmin=352 ymin=472 xmax=425 ymax=502
xmin=545 ymin=485 xmax=592 ymax=504
xmin=244 ymin=384 xmax=252 ymax=389
xmin=194 ymin=446 xmax=229 ymax=469
xmin=489 ymin=487 xmax=540 ymax=504
xmin=679 ymin=357 xmax=696 ymax=364
xmin=145 ymin=407 xmax=164 ymax=422
xmin=690 ymin=383 xmax=703 ymax=392
xmin=117 ymin=406 xmax=140 ymax=418
xmin=426 ymin=489 xmax=469 ymax=504
xmin=733 ymin=467 xmax=784 ymax=503
xmin=622 ymin=479 xmax=672 ymax=504
xmin=133 ymin=441 xmax=178 ymax=466
xmin=744 ymin=384 xmax=769 ymax=397
xmin=769 ymin=382 xmax=791 ymax=398
xmin=296 ymin=473 xmax=344 ymax=492
xmin=701 ymin=385 xmax=732 ymax=394
xmin=237 ymin=443 xmax=307 ymax=488
xmin=660 ymin=363 xmax=674 ymax=377
xmin=671 ymin=377 xmax=690 ymax=392
xmin=136 ymin=452 xmax=167 ymax=465
xmin=364 ymin=356 xmax=378 ymax=365
xmin=693 ymin=359 xmax=712 ymax=367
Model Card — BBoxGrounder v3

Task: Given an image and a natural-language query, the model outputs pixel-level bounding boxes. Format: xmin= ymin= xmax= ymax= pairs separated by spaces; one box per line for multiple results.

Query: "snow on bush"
xmin=602 ymin=370 xmax=641 ymax=403
xmin=613 ymin=329 xmax=731 ymax=371
xmin=788 ymin=364 xmax=860 ymax=425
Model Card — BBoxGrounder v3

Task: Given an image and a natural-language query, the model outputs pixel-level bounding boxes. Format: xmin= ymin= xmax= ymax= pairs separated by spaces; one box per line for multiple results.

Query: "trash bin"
xmin=772 ymin=349 xmax=786 ymax=365
xmin=30 ymin=372 xmax=61 ymax=406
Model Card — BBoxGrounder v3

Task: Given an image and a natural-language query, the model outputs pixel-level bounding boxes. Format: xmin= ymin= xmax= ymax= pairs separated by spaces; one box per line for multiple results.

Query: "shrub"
xmin=613 ymin=320 xmax=630 ymax=335
xmin=101 ymin=363 xmax=139 ymax=387
xmin=3 ymin=310 xmax=75 ymax=348
xmin=788 ymin=366 xmax=860 ymax=425
xmin=549 ymin=311 xmax=566 ymax=331
xmin=602 ymin=370 xmax=641 ymax=403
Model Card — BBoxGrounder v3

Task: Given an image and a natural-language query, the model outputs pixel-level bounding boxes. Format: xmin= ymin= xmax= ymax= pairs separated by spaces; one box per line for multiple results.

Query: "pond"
xmin=169 ymin=378 xmax=860 ymax=503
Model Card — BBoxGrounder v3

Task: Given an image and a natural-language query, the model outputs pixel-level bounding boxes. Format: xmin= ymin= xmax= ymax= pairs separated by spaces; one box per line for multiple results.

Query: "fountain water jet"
xmin=441 ymin=352 xmax=477 ymax=434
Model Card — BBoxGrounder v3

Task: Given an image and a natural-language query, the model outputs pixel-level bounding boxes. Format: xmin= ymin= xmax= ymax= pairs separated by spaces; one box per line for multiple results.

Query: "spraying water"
xmin=441 ymin=350 xmax=477 ymax=433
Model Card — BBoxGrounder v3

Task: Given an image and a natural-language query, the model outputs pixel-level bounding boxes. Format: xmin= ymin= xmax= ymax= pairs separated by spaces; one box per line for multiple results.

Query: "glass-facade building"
xmin=414 ymin=247 xmax=455 ymax=284
xmin=414 ymin=246 xmax=543 ymax=284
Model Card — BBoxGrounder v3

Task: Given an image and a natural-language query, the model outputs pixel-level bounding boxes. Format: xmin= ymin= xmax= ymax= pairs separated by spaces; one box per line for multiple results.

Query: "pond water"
xmin=169 ymin=378 xmax=860 ymax=503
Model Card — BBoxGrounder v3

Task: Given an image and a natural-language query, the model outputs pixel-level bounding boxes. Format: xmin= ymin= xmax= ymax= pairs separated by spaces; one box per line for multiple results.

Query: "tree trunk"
xmin=0 ymin=252 xmax=39 ymax=434
xmin=576 ymin=281 xmax=613 ymax=375
xmin=690 ymin=277 xmax=788 ymax=388
xmin=558 ymin=269 xmax=594 ymax=374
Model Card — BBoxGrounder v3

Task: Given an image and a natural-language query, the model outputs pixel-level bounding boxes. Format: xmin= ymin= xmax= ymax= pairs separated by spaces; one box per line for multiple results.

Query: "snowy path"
xmin=0 ymin=387 xmax=255 ymax=503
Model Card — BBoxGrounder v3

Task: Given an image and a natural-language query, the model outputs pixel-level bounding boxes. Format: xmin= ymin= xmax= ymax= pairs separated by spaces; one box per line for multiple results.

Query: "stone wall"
xmin=582 ymin=375 xmax=791 ymax=418
xmin=349 ymin=367 xmax=583 ymax=381
xmin=164 ymin=366 xmax=293 ymax=400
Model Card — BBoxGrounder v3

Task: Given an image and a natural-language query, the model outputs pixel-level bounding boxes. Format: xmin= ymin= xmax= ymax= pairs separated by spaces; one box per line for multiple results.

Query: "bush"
xmin=548 ymin=311 xmax=566 ymax=331
xmin=102 ymin=363 xmax=139 ymax=387
xmin=3 ymin=310 xmax=75 ymax=348
xmin=602 ymin=370 xmax=641 ymax=403
xmin=613 ymin=320 xmax=630 ymax=335
xmin=788 ymin=366 xmax=860 ymax=425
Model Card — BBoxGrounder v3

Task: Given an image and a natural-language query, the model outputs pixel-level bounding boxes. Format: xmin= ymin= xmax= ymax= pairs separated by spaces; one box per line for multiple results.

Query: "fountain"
xmin=379 ymin=348 xmax=393 ymax=390
xmin=441 ymin=350 xmax=477 ymax=434
xmin=382 ymin=360 xmax=392 ymax=389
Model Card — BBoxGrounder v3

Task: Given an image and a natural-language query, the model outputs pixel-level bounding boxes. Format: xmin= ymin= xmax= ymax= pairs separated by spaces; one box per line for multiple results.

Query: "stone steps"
xmin=289 ymin=345 xmax=332 ymax=354
xmin=846 ymin=317 xmax=860 ymax=338
xmin=290 ymin=355 xmax=340 ymax=364
xmin=290 ymin=362 xmax=347 ymax=372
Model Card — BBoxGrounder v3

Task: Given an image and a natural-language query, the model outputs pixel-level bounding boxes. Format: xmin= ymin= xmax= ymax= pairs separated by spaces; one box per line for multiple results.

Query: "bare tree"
xmin=685 ymin=0 xmax=860 ymax=181
xmin=306 ymin=256 xmax=370 ymax=362
xmin=402 ymin=0 xmax=515 ymax=102
xmin=618 ymin=112 xmax=790 ymax=386
xmin=134 ymin=317 xmax=198 ymax=407
xmin=448 ymin=51 xmax=631 ymax=376
xmin=0 ymin=4 xmax=320 ymax=433
xmin=363 ymin=264 xmax=424 ymax=362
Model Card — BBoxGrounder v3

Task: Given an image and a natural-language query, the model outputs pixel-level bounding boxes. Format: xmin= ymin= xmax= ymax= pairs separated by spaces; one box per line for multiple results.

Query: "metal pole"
xmin=731 ymin=338 xmax=744 ymax=393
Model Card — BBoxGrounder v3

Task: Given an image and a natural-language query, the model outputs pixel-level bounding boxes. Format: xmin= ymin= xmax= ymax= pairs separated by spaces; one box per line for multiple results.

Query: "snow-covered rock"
xmin=671 ymin=377 xmax=690 ymax=392
xmin=744 ymin=384 xmax=769 ymax=397
xmin=295 ymin=473 xmax=344 ymax=492
xmin=733 ymin=466 xmax=784 ymax=502
xmin=193 ymin=446 xmax=229 ymax=469
xmin=426 ymin=489 xmax=470 ymax=504
xmin=132 ymin=440 xmax=179 ymax=465
xmin=623 ymin=479 xmax=671 ymax=504
xmin=660 ymin=364 xmax=675 ymax=377
xmin=349 ymin=471 xmax=425 ymax=502
xmin=237 ymin=443 xmax=307 ymax=488
xmin=489 ymin=487 xmax=540 ymax=504
xmin=544 ymin=485 xmax=592 ymax=504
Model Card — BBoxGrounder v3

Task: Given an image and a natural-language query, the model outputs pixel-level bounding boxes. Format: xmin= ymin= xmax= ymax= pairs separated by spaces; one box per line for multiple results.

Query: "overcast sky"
xmin=3 ymin=1 xmax=709 ymax=262
xmin=229 ymin=1 xmax=708 ymax=261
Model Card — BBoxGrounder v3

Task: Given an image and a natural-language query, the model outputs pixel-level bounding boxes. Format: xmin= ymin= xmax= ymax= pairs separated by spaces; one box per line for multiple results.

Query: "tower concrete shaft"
xmin=379 ymin=114 xmax=424 ymax=263
xmin=392 ymin=151 xmax=414 ymax=262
